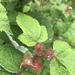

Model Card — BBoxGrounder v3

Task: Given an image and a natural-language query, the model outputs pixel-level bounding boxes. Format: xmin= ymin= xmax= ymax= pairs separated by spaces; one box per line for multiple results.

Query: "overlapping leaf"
xmin=27 ymin=12 xmax=53 ymax=42
xmin=50 ymin=40 xmax=75 ymax=75
xmin=16 ymin=13 xmax=48 ymax=46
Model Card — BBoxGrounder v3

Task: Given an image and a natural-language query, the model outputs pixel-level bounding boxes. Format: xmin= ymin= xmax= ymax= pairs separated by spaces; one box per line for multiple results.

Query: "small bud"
xmin=20 ymin=56 xmax=33 ymax=68
xmin=34 ymin=43 xmax=44 ymax=56
xmin=65 ymin=6 xmax=72 ymax=14
xmin=45 ymin=49 xmax=56 ymax=60
xmin=35 ymin=43 xmax=44 ymax=51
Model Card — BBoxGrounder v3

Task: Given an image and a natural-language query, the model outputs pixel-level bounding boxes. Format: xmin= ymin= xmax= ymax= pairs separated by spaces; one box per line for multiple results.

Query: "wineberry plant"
xmin=0 ymin=0 xmax=75 ymax=75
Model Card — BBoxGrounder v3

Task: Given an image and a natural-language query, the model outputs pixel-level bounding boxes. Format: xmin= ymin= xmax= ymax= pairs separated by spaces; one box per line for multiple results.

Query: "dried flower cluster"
xmin=20 ymin=43 xmax=56 ymax=74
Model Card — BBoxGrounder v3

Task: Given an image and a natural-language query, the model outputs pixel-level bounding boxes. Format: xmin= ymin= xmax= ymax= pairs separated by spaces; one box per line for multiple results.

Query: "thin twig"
xmin=40 ymin=0 xmax=43 ymax=7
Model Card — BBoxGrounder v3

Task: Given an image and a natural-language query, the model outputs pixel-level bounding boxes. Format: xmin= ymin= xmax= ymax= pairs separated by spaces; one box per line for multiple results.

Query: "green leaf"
xmin=22 ymin=71 xmax=36 ymax=75
xmin=54 ymin=20 xmax=64 ymax=35
xmin=18 ymin=33 xmax=37 ymax=47
xmin=41 ymin=61 xmax=50 ymax=75
xmin=54 ymin=20 xmax=71 ymax=35
xmin=50 ymin=40 xmax=75 ymax=75
xmin=54 ymin=4 xmax=67 ymax=13
xmin=0 ymin=39 xmax=23 ymax=73
xmin=0 ymin=66 xmax=4 ymax=71
xmin=42 ymin=5 xmax=51 ymax=11
xmin=0 ymin=32 xmax=11 ymax=43
xmin=7 ymin=11 xmax=18 ymax=25
xmin=16 ymin=13 xmax=41 ymax=35
xmin=0 ymin=3 xmax=12 ymax=35
xmin=0 ymin=71 xmax=11 ymax=75
xmin=50 ymin=59 xmax=69 ymax=75
xmin=53 ymin=40 xmax=71 ymax=55
xmin=58 ymin=4 xmax=67 ymax=14
xmin=4 ymin=2 xmax=18 ymax=11
xmin=57 ymin=51 xmax=75 ymax=75
xmin=23 ymin=6 xmax=30 ymax=13
xmin=38 ymin=26 xmax=48 ymax=43
xmin=50 ymin=0 xmax=61 ymax=4
xmin=60 ymin=21 xmax=75 ymax=46
xmin=27 ymin=12 xmax=53 ymax=42
xmin=30 ymin=3 xmax=39 ymax=11
xmin=17 ymin=13 xmax=48 ymax=46
xmin=0 ymin=0 xmax=16 ymax=2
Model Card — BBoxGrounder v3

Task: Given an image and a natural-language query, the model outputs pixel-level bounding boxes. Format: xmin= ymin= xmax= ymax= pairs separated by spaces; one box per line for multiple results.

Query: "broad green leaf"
xmin=23 ymin=6 xmax=30 ymax=13
xmin=51 ymin=40 xmax=75 ymax=75
xmin=53 ymin=40 xmax=71 ymax=55
xmin=0 ymin=39 xmax=23 ymax=73
xmin=38 ymin=26 xmax=48 ymax=43
xmin=27 ymin=12 xmax=53 ymax=42
xmin=18 ymin=33 xmax=37 ymax=47
xmin=60 ymin=21 xmax=75 ymax=46
xmin=17 ymin=13 xmax=48 ymax=46
xmin=16 ymin=13 xmax=41 ymax=35
xmin=22 ymin=71 xmax=36 ymax=75
xmin=50 ymin=59 xmax=69 ymax=75
xmin=0 ymin=71 xmax=11 ymax=75
xmin=0 ymin=3 xmax=12 ymax=35
xmin=57 ymin=50 xmax=75 ymax=75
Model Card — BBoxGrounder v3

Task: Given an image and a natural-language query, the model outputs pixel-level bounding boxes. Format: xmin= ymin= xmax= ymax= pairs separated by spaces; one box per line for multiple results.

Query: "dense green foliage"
xmin=0 ymin=0 xmax=75 ymax=75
